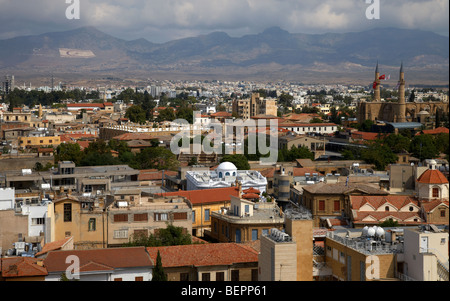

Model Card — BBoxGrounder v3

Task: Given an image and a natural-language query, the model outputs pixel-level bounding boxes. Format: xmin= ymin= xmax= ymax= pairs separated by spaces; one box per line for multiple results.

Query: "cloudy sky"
xmin=0 ymin=0 xmax=448 ymax=43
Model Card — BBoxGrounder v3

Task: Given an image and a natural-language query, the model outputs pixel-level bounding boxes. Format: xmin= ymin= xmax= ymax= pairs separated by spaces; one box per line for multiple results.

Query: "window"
xmin=326 ymin=246 xmax=332 ymax=257
xmin=202 ymin=273 xmax=210 ymax=281
xmin=216 ymin=272 xmax=225 ymax=281
xmin=88 ymin=218 xmax=96 ymax=231
xmin=204 ymin=209 xmax=210 ymax=221
xmin=64 ymin=203 xmax=72 ymax=222
xmin=319 ymin=200 xmax=325 ymax=211
xmin=432 ymin=188 xmax=440 ymax=198
xmin=340 ymin=252 xmax=346 ymax=264
xmin=251 ymin=269 xmax=258 ymax=281
xmin=134 ymin=213 xmax=148 ymax=222
xmin=173 ymin=212 xmax=187 ymax=220
xmin=114 ymin=214 xmax=128 ymax=222
xmin=84 ymin=185 xmax=92 ymax=193
xmin=32 ymin=218 xmax=45 ymax=225
xmin=385 ymin=206 xmax=390 ymax=212
xmin=135 ymin=276 xmax=143 ymax=281
xmin=441 ymin=210 xmax=446 ymax=217
xmin=192 ymin=210 xmax=196 ymax=223
xmin=245 ymin=205 xmax=249 ymax=213
xmin=114 ymin=229 xmax=128 ymax=239
xmin=154 ymin=213 xmax=168 ymax=221
xmin=252 ymin=229 xmax=258 ymax=241
xmin=334 ymin=200 xmax=340 ymax=212
xmin=65 ymin=231 xmax=71 ymax=237
xmin=231 ymin=270 xmax=239 ymax=281
xmin=180 ymin=273 xmax=189 ymax=281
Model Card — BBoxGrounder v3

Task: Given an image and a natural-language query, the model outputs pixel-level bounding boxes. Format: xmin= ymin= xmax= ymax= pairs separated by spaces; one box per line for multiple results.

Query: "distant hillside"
xmin=0 ymin=26 xmax=448 ymax=84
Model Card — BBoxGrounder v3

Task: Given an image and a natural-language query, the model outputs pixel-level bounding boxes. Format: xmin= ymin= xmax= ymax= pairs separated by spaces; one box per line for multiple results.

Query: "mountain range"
xmin=0 ymin=26 xmax=448 ymax=85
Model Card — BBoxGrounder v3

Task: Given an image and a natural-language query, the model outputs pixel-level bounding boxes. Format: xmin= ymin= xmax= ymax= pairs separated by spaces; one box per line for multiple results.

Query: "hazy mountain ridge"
xmin=0 ymin=26 xmax=448 ymax=83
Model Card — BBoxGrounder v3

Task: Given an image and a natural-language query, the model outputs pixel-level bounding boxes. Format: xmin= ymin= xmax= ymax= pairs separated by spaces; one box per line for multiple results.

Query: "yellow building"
xmin=18 ymin=135 xmax=61 ymax=150
xmin=51 ymin=195 xmax=106 ymax=250
xmin=158 ymin=186 xmax=240 ymax=237
xmin=258 ymin=206 xmax=313 ymax=281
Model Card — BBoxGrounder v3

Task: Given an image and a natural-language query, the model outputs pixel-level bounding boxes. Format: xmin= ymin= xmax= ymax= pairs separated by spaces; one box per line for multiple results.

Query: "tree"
xmin=410 ymin=134 xmax=439 ymax=161
xmin=132 ymin=147 xmax=179 ymax=170
xmin=383 ymin=134 xmax=411 ymax=153
xmin=55 ymin=143 xmax=84 ymax=165
xmin=361 ymin=141 xmax=398 ymax=170
xmin=152 ymin=251 xmax=167 ymax=281
xmin=157 ymin=107 xmax=176 ymax=122
xmin=379 ymin=218 xmax=399 ymax=227
xmin=220 ymin=154 xmax=250 ymax=170
xmin=125 ymin=105 xmax=147 ymax=124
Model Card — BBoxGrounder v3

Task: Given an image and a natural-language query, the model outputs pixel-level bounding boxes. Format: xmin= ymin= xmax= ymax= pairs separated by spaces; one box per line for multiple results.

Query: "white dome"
xmin=376 ymin=227 xmax=385 ymax=237
xmin=216 ymin=162 xmax=237 ymax=172
xmin=367 ymin=227 xmax=376 ymax=237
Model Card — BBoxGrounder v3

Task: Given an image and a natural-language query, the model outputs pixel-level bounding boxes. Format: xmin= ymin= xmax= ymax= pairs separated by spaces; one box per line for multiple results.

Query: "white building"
xmin=185 ymin=162 xmax=268 ymax=193
xmin=279 ymin=123 xmax=338 ymax=135
xmin=0 ymin=188 xmax=14 ymax=210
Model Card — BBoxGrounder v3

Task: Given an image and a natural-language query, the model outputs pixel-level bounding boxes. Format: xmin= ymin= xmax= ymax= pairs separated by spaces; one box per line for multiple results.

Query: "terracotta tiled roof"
xmin=353 ymin=211 xmax=423 ymax=224
xmin=35 ymin=236 xmax=73 ymax=257
xmin=138 ymin=170 xmax=178 ymax=181
xmin=420 ymin=200 xmax=449 ymax=212
xmin=44 ymin=247 xmax=153 ymax=273
xmin=157 ymin=187 xmax=240 ymax=205
xmin=293 ymin=167 xmax=322 ymax=177
xmin=1 ymin=257 xmax=48 ymax=278
xmin=303 ymin=182 xmax=388 ymax=195
xmin=417 ymin=169 xmax=448 ymax=184
xmin=146 ymin=243 xmax=258 ymax=268
xmin=351 ymin=131 xmax=382 ymax=141
xmin=419 ymin=127 xmax=449 ymax=135
xmin=350 ymin=195 xmax=420 ymax=211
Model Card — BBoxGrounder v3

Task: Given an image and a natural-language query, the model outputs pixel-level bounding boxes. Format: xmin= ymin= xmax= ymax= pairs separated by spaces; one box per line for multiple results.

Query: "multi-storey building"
xmin=232 ymin=93 xmax=278 ymax=119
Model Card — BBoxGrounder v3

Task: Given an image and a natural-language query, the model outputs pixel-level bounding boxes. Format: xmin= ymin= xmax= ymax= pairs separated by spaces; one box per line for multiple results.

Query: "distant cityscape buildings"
xmin=0 ymin=64 xmax=448 ymax=283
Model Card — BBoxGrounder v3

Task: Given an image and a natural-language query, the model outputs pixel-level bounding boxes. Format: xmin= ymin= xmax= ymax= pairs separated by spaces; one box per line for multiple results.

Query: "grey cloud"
xmin=0 ymin=0 xmax=448 ymax=42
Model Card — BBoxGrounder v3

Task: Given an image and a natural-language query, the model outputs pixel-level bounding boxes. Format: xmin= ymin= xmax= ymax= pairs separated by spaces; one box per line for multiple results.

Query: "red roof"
xmin=35 ymin=236 xmax=73 ymax=257
xmin=157 ymin=187 xmax=240 ymax=205
xmin=417 ymin=169 xmax=448 ymax=184
xmin=350 ymin=195 xmax=420 ymax=211
xmin=242 ymin=193 xmax=260 ymax=199
xmin=44 ymin=247 xmax=153 ymax=273
xmin=211 ymin=112 xmax=232 ymax=118
xmin=1 ymin=257 xmax=48 ymax=278
xmin=419 ymin=127 xmax=449 ymax=135
xmin=243 ymin=187 xmax=260 ymax=194
xmin=146 ymin=243 xmax=258 ymax=268
xmin=351 ymin=131 xmax=382 ymax=141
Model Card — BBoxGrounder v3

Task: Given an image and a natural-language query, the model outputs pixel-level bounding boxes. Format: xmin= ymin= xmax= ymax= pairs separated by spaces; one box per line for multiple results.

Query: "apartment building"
xmin=18 ymin=135 xmax=61 ymax=150
xmin=208 ymin=195 xmax=284 ymax=243
xmin=258 ymin=205 xmax=313 ymax=281
xmin=106 ymin=193 xmax=192 ymax=247
xmin=232 ymin=93 xmax=278 ymax=119
xmin=325 ymin=225 xmax=449 ymax=281
xmin=302 ymin=182 xmax=388 ymax=227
